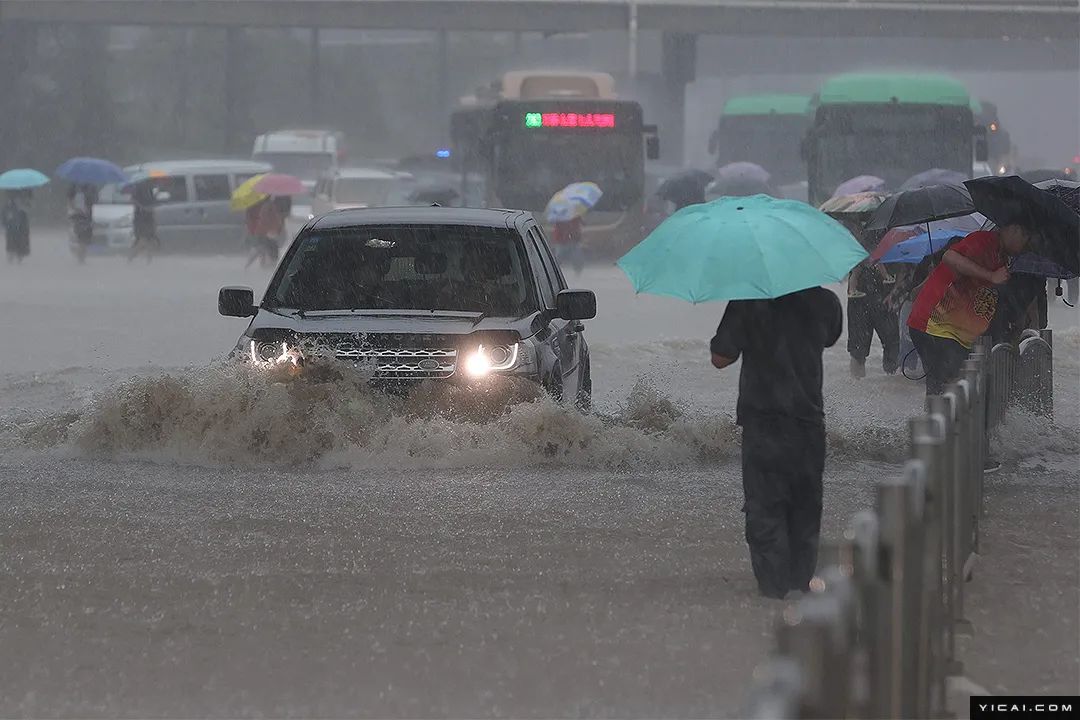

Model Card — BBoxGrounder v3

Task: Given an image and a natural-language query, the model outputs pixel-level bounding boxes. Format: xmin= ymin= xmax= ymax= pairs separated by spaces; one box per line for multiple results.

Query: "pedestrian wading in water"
xmin=710 ymin=287 xmax=843 ymax=599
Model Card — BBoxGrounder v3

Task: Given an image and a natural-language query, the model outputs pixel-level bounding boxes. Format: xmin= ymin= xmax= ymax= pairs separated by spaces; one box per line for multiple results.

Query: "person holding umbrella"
xmin=0 ymin=169 xmax=49 ymax=262
xmin=907 ymin=217 xmax=1032 ymax=394
xmin=619 ymin=196 xmax=860 ymax=599
xmin=2 ymin=189 xmax=31 ymax=263
xmin=56 ymin=158 xmax=127 ymax=263
xmin=546 ymin=182 xmax=602 ymax=276
xmin=127 ymin=173 xmax=163 ymax=263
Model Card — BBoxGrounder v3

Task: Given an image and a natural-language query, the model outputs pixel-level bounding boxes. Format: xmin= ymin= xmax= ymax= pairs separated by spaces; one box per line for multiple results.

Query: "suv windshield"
xmin=266 ymin=224 xmax=538 ymax=316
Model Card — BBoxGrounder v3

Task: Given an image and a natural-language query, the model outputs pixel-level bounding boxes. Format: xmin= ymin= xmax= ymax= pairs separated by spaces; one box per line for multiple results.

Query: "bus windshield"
xmin=494 ymin=132 xmax=642 ymax=211
xmin=714 ymin=116 xmax=807 ymax=184
xmin=811 ymin=105 xmax=972 ymax=194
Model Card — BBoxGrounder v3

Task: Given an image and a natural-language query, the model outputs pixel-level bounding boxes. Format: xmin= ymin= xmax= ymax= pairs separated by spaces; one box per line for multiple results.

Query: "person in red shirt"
xmin=907 ymin=222 xmax=1032 ymax=394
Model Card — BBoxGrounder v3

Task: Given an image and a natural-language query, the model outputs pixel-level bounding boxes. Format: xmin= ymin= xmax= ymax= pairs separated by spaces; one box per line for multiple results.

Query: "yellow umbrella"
xmin=230 ymin=173 xmax=269 ymax=212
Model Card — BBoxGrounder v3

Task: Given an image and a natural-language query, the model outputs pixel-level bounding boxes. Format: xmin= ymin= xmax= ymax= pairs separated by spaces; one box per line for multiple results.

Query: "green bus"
xmin=803 ymin=73 xmax=988 ymax=205
xmin=708 ymin=93 xmax=811 ymax=186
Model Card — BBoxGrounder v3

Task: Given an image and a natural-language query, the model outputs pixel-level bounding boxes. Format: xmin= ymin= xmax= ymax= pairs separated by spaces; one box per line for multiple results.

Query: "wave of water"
xmin=7 ymin=334 xmax=1075 ymax=471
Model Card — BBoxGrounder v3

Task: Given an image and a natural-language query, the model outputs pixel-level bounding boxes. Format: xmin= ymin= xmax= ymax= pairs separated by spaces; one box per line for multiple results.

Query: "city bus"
xmin=450 ymin=71 xmax=659 ymax=257
xmin=708 ymin=94 xmax=811 ymax=186
xmin=802 ymin=73 xmax=988 ymax=205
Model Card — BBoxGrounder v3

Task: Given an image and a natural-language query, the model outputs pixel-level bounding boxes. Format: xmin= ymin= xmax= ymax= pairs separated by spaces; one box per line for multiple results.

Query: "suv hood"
xmin=249 ymin=308 xmax=542 ymax=341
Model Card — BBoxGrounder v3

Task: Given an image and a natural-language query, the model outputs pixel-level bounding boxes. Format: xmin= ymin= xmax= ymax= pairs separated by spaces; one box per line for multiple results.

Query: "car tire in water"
xmin=545 ymin=364 xmax=564 ymax=404
xmin=575 ymin=356 xmax=592 ymax=413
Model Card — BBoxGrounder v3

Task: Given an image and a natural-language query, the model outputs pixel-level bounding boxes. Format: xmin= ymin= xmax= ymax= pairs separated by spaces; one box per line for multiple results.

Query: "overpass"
xmin=1 ymin=0 xmax=1076 ymax=163
xmin=2 ymin=0 xmax=1078 ymax=40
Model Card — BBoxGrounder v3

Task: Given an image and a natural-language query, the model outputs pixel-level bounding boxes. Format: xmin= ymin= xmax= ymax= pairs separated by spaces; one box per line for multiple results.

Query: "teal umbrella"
xmin=617 ymin=194 xmax=867 ymax=303
xmin=0 ymin=168 xmax=49 ymax=190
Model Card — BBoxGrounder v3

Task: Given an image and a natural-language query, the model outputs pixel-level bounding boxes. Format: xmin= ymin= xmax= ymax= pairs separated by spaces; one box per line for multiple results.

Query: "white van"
xmin=251 ymin=129 xmax=344 ymax=189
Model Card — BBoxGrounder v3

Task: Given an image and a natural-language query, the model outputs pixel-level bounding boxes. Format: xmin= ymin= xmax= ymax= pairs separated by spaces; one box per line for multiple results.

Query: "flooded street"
xmin=1 ymin=231 xmax=1077 ymax=715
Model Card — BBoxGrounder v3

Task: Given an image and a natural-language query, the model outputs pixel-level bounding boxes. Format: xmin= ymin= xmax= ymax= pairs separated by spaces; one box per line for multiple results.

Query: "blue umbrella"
xmin=546 ymin=182 xmax=603 ymax=223
xmin=878 ymin=227 xmax=968 ymax=264
xmin=0 ymin=168 xmax=49 ymax=190
xmin=56 ymin=157 xmax=128 ymax=186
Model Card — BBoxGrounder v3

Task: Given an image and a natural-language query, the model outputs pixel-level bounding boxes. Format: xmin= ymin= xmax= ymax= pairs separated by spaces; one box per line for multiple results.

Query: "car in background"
xmin=311 ymin=167 xmax=413 ymax=216
xmin=218 ymin=206 xmax=596 ymax=406
xmin=90 ymin=159 xmax=272 ymax=254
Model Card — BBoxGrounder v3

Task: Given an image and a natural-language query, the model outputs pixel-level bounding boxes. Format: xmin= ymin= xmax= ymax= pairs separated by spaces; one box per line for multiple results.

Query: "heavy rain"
xmin=0 ymin=1 xmax=1077 ymax=716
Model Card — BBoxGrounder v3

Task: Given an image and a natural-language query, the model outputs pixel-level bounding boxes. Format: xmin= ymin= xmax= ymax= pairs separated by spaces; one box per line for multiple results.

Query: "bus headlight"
xmin=463 ymin=343 xmax=520 ymax=378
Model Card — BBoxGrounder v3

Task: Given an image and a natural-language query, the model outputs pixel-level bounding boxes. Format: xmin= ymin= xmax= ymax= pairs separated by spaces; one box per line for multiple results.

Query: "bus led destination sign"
xmin=524 ymin=112 xmax=617 ymax=129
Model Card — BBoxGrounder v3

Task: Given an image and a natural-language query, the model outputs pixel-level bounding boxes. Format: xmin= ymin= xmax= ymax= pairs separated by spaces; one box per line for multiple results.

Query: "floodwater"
xmin=1 ymin=232 xmax=1077 ymax=716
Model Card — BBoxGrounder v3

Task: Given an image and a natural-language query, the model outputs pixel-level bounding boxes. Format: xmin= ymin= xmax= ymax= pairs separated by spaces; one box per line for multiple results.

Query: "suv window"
xmin=527 ymin=227 xmax=562 ymax=303
xmin=155 ymin=176 xmax=188 ymax=204
xmin=533 ymin=226 xmax=568 ymax=290
xmin=194 ymin=174 xmax=231 ymax=201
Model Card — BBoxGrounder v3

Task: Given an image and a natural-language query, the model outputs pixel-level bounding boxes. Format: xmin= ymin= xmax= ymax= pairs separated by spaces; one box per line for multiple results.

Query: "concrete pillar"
xmin=660 ymin=32 xmax=696 ymax=166
xmin=309 ymin=27 xmax=321 ymax=117
xmin=0 ymin=20 xmax=33 ymax=167
xmin=435 ymin=30 xmax=449 ymax=117
xmin=224 ymin=26 xmax=242 ymax=153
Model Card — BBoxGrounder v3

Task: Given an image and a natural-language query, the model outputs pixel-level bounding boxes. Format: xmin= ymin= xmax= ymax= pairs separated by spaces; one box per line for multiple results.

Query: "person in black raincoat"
xmin=3 ymin=189 xmax=31 ymax=263
xmin=710 ymin=287 xmax=843 ymax=599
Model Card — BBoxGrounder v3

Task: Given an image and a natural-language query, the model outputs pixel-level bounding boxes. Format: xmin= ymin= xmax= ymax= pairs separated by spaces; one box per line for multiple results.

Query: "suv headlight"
xmin=247 ymin=339 xmax=304 ymax=368
xmin=462 ymin=342 xmax=521 ymax=378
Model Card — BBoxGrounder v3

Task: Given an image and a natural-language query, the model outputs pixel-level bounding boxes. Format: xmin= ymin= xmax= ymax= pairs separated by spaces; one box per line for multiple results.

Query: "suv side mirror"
xmin=974 ymin=125 xmax=989 ymax=163
xmin=219 ymin=286 xmax=256 ymax=317
xmin=556 ymin=289 xmax=597 ymax=321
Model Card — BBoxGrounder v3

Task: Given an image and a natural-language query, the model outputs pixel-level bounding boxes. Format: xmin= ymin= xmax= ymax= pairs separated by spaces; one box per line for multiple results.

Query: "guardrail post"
xmin=963 ymin=356 xmax=986 ymax=553
xmin=910 ymin=415 xmax=947 ymax=716
xmin=845 ymin=511 xmax=882 ymax=718
xmin=876 ymin=465 xmax=925 ymax=719
xmin=776 ymin=593 xmax=848 ymax=718
xmin=743 ymin=657 xmax=802 ymax=719
xmin=926 ymin=393 xmax=961 ymax=676
xmin=945 ymin=381 xmax=975 ymax=638
xmin=1019 ymin=332 xmax=1054 ymax=418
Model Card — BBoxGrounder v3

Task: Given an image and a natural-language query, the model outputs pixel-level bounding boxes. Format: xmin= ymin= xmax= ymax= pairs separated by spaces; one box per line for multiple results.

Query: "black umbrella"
xmin=865 ymin=183 xmax=975 ymax=231
xmin=656 ymin=169 xmax=713 ymax=209
xmin=1021 ymin=168 xmax=1071 ymax=184
xmin=965 ymin=175 xmax=1079 ymax=274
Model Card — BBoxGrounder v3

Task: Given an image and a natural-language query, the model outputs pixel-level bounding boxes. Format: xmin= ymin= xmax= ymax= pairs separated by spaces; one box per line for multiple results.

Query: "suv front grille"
xmin=334 ymin=346 xmax=457 ymax=380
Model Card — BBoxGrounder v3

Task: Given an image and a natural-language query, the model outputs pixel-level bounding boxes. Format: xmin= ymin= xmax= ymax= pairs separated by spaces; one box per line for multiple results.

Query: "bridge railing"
xmin=744 ymin=329 xmax=1054 ymax=719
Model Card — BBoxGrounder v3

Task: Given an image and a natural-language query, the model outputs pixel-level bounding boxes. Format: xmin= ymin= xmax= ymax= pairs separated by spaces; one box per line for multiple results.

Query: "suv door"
xmin=526 ymin=225 xmax=581 ymax=396
xmin=152 ymin=175 xmax=192 ymax=251
xmin=191 ymin=174 xmax=235 ymax=253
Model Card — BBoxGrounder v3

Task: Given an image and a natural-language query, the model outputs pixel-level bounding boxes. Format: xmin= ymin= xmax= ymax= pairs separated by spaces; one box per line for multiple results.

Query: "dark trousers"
xmin=741 ymin=419 xmax=826 ymax=599
xmin=847 ymin=296 xmax=900 ymax=373
xmin=909 ymin=327 xmax=970 ymax=395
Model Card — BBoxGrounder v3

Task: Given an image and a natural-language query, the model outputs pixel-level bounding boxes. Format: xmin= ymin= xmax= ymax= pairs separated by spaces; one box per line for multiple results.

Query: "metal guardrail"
xmin=745 ymin=329 xmax=1054 ymax=719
